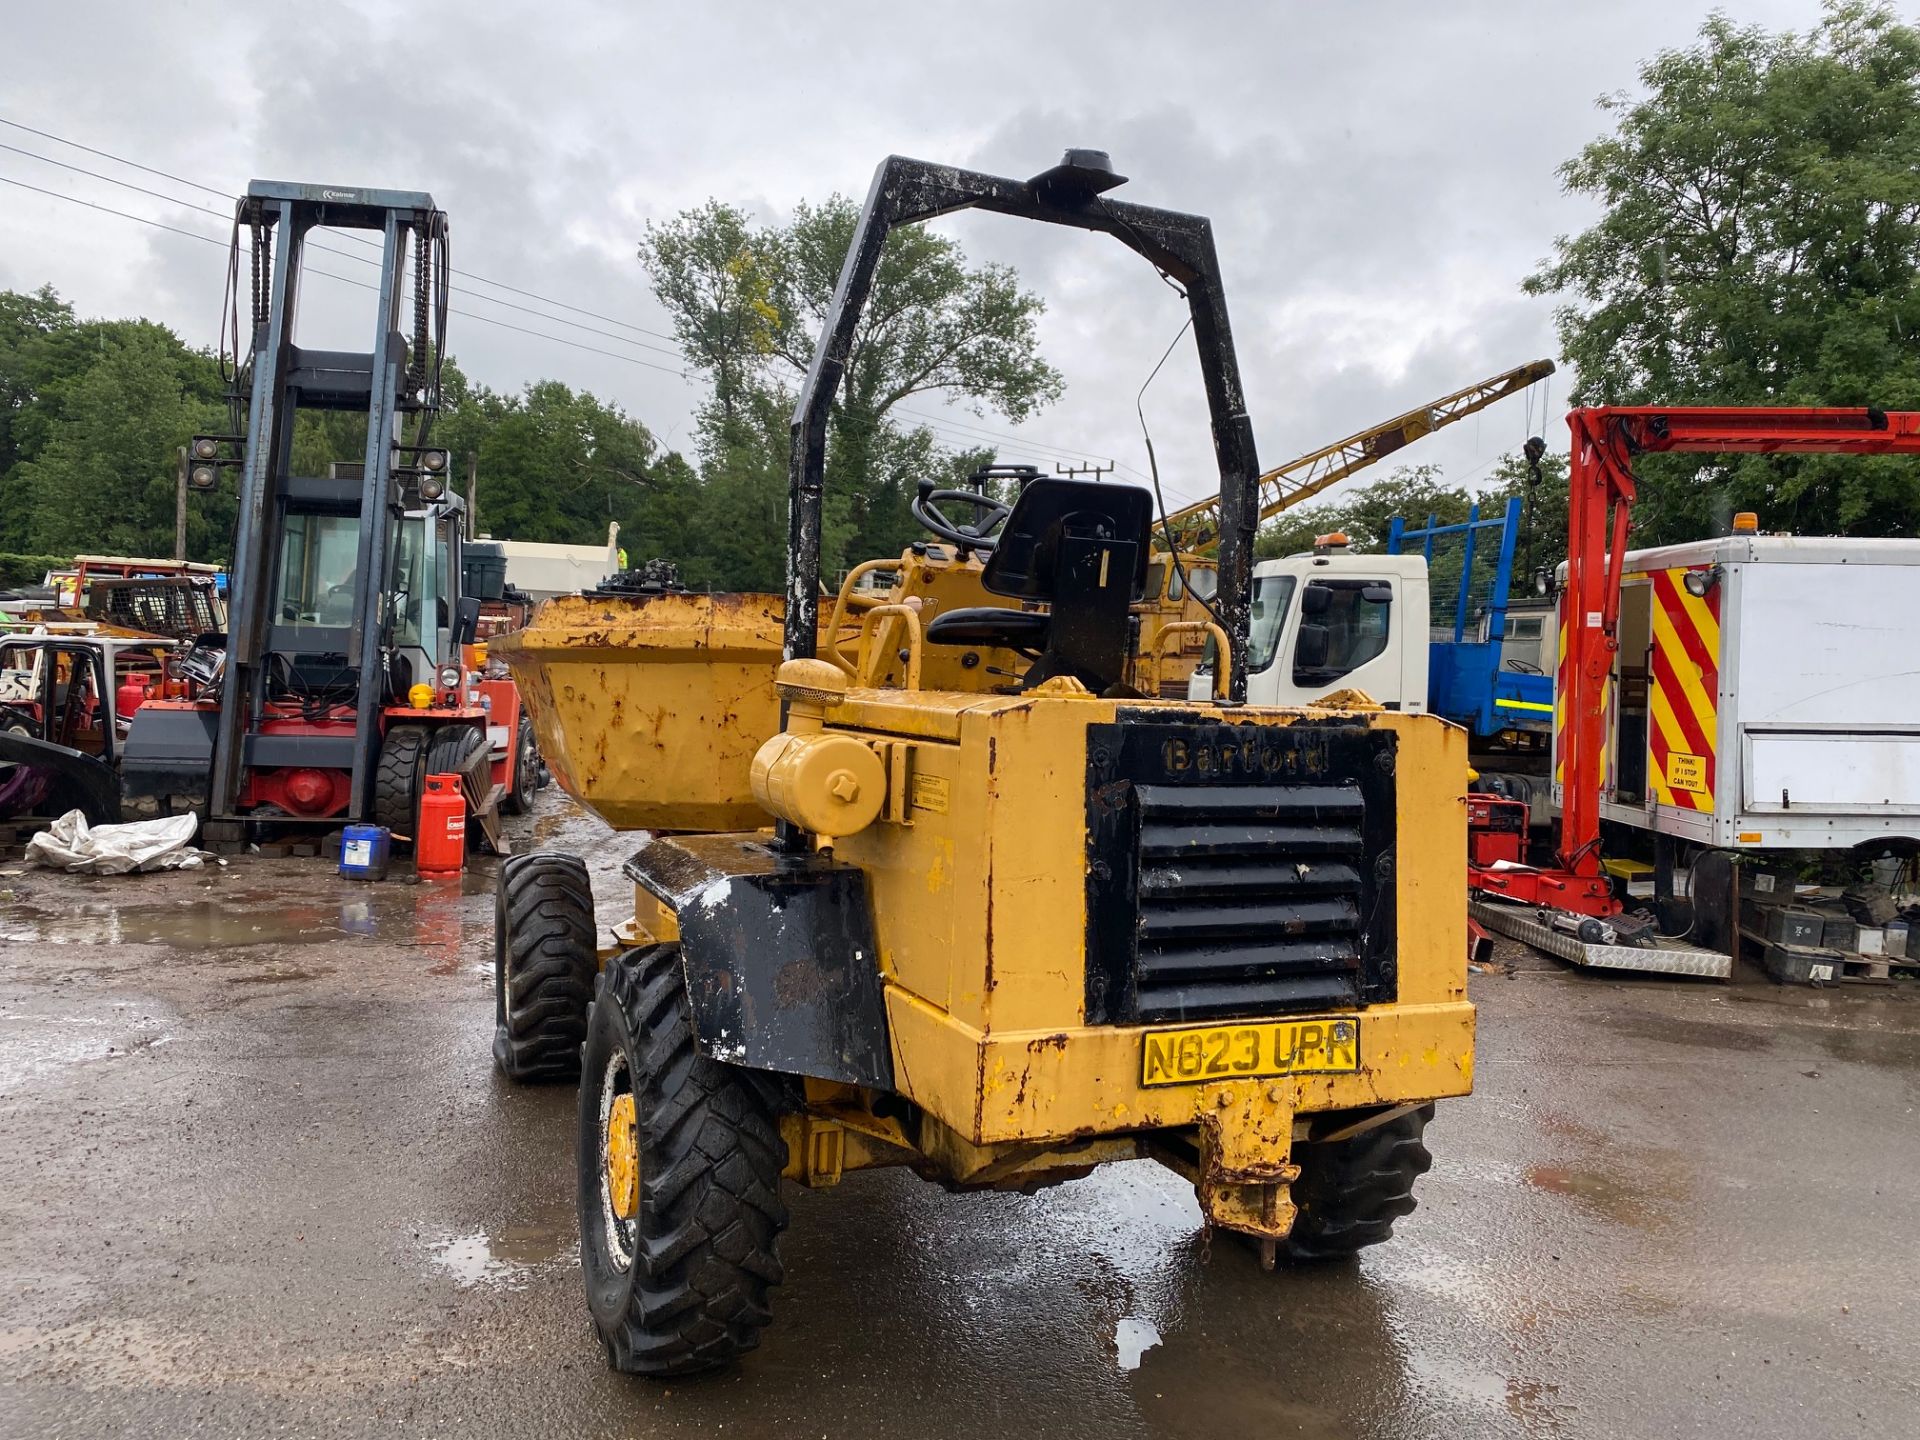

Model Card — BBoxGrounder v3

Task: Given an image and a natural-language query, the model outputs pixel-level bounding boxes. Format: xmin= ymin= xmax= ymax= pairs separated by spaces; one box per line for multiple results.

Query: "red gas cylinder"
xmin=115 ymin=673 xmax=151 ymax=720
xmin=416 ymin=773 xmax=468 ymax=875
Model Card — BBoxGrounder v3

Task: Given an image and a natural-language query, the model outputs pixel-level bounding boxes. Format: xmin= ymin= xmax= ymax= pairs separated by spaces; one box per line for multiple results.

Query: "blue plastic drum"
xmin=338 ymin=823 xmax=392 ymax=881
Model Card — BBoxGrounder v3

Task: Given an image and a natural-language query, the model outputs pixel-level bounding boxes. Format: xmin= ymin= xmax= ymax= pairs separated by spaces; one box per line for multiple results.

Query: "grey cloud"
xmin=4 ymin=0 xmax=1830 ymax=516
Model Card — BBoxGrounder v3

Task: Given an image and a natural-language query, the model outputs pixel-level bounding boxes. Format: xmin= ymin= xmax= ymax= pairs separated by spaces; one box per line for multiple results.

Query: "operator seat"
xmin=924 ymin=477 xmax=1153 ymax=693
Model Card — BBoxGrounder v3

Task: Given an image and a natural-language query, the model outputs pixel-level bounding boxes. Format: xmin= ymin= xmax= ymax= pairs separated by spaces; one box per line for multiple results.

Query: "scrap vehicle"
xmin=490 ymin=150 xmax=1475 ymax=1376
xmin=1 ymin=557 xmax=225 ymax=645
xmin=80 ymin=573 xmax=224 ymax=644
xmin=1466 ymin=406 xmax=1920 ymax=980
xmin=119 ymin=181 xmax=537 ymax=841
xmin=0 ymin=627 xmax=176 ymax=823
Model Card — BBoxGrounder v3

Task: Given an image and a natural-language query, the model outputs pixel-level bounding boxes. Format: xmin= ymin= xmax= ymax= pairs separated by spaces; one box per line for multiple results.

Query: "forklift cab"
xmin=268 ymin=480 xmax=468 ymax=695
xmin=387 ymin=501 xmax=469 ymax=688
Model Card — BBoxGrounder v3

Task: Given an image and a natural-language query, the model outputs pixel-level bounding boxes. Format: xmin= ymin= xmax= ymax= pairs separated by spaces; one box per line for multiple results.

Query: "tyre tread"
xmin=586 ymin=946 xmax=788 ymax=1377
xmin=492 ymin=852 xmax=597 ymax=1082
xmin=1285 ymin=1104 xmax=1435 ymax=1261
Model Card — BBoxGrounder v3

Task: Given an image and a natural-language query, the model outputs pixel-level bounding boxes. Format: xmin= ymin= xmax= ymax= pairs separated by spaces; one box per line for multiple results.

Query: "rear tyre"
xmin=372 ymin=724 xmax=430 ymax=840
xmin=1284 ymin=1104 xmax=1434 ymax=1260
xmin=492 ymin=851 xmax=597 ymax=1082
xmin=424 ymin=722 xmax=488 ymax=787
xmin=424 ymin=724 xmax=491 ymax=841
xmin=577 ymin=945 xmax=789 ymax=1377
xmin=499 ymin=711 xmax=538 ymax=816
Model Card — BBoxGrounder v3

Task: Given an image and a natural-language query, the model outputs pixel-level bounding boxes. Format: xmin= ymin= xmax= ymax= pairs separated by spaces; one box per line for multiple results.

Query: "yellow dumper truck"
xmin=492 ymin=150 xmax=1474 ymax=1376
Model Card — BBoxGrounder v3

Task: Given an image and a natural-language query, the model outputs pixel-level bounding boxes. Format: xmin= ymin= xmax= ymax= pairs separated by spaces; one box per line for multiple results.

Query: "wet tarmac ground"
xmin=2 ymin=792 xmax=1918 ymax=1438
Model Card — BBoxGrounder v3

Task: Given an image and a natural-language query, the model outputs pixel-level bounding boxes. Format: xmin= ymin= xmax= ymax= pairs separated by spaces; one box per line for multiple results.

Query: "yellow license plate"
xmin=1139 ymin=1018 xmax=1361 ymax=1088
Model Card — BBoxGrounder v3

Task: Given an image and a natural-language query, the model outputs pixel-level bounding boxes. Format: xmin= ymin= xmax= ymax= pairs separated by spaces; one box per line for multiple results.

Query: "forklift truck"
xmin=491 ymin=151 xmax=1475 ymax=1376
xmin=122 ymin=182 xmax=534 ymax=839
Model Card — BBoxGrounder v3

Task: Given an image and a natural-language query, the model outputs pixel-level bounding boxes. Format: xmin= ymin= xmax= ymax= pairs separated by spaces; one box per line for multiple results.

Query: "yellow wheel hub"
xmin=605 ymin=1092 xmax=639 ymax=1221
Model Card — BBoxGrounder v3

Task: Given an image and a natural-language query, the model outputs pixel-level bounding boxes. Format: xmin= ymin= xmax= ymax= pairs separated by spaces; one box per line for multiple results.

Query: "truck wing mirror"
xmin=1301 ymin=584 xmax=1331 ymax=617
xmin=1295 ymin=622 xmax=1330 ymax=670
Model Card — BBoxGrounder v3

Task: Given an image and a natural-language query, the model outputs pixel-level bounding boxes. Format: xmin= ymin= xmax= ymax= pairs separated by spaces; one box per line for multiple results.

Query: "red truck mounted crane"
xmin=1470 ymin=405 xmax=1920 ymax=930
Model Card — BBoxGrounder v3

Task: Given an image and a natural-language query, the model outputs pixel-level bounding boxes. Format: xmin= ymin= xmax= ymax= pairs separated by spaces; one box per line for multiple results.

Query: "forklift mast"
xmin=203 ymin=182 xmax=452 ymax=820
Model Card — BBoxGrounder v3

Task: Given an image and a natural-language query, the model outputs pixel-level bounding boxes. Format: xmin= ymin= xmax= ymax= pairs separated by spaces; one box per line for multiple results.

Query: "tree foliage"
xmin=1528 ymin=1 xmax=1920 ymax=541
xmin=2 ymin=197 xmax=1060 ymax=592
xmin=0 ymin=286 xmax=230 ymax=560
xmin=640 ymin=194 xmax=1062 ymax=579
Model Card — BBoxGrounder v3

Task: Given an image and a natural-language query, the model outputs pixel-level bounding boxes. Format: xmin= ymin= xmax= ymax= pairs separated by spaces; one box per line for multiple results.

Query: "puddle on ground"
xmin=423 ymin=1209 xmax=574 ymax=1290
xmin=224 ymin=969 xmax=328 ymax=987
xmin=1596 ymin=1010 xmax=1776 ymax=1054
xmin=0 ymin=1011 xmax=170 ymax=1094
xmin=0 ymin=900 xmax=355 ymax=949
xmin=1524 ymin=1162 xmax=1679 ymax=1230
xmin=1113 ymin=1313 xmax=1161 ymax=1371
xmin=0 ymin=882 xmax=495 ymax=958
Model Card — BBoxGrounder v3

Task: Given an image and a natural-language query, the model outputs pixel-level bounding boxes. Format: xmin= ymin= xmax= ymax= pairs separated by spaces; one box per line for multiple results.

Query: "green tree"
xmin=1255 ymin=466 xmax=1475 ymax=559
xmin=637 ymin=202 xmax=776 ymax=440
xmin=1528 ymin=2 xmax=1920 ymax=541
xmin=639 ymin=193 xmax=1063 ymax=584
xmin=0 ymin=286 xmax=80 ymax=541
xmin=11 ymin=317 xmax=228 ymax=558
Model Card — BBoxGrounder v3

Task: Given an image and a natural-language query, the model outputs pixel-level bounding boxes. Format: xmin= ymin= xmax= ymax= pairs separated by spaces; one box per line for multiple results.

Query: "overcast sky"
xmin=3 ymin=1 xmax=1834 ymax=517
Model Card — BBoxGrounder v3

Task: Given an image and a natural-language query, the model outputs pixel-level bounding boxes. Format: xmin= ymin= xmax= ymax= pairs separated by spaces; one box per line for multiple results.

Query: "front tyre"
xmin=372 ymin=724 xmax=430 ymax=840
xmin=499 ymin=710 xmax=538 ymax=816
xmin=492 ymin=852 xmax=597 ymax=1083
xmin=1285 ymin=1103 xmax=1434 ymax=1260
xmin=578 ymin=946 xmax=789 ymax=1377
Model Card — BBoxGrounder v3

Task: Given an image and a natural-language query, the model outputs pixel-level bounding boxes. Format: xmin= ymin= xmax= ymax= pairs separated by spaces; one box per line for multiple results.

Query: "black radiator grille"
xmin=1085 ymin=718 xmax=1397 ymax=1026
xmin=1133 ymin=783 xmax=1366 ymax=1021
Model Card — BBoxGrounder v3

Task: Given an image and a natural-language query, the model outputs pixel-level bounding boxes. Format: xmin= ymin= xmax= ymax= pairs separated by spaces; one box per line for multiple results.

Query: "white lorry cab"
xmin=1190 ymin=539 xmax=1431 ymax=710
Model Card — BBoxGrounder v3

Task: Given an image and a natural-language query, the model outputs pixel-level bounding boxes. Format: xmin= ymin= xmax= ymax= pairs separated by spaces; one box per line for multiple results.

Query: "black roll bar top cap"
xmin=1029 ymin=149 xmax=1127 ymax=202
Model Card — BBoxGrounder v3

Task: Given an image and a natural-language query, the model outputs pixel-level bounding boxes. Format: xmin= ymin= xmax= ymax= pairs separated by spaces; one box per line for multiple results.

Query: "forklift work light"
xmin=418 ymin=474 xmax=446 ymax=501
xmin=187 ymin=464 xmax=219 ymax=491
xmin=191 ymin=436 xmax=220 ymax=461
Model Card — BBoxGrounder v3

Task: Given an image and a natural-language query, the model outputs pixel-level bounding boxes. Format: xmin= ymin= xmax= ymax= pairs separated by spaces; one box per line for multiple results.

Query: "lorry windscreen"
xmin=1247 ymin=574 xmax=1297 ymax=673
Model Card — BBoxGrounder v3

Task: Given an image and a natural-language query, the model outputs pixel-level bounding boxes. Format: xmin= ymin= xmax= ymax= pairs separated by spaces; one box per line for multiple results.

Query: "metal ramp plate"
xmin=1470 ymin=900 xmax=1732 ymax=979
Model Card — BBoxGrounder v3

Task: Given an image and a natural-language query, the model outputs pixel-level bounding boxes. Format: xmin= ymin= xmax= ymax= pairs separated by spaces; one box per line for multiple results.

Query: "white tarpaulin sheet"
xmin=26 ymin=810 xmax=214 ymax=874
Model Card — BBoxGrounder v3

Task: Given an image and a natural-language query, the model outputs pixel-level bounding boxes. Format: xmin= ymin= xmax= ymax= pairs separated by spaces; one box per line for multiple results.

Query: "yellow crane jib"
xmin=1159 ymin=358 xmax=1557 ymax=555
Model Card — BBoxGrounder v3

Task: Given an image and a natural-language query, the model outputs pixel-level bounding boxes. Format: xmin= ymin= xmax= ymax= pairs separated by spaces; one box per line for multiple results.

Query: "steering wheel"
xmin=912 ymin=480 xmax=1012 ymax=552
xmin=1505 ymin=658 xmax=1544 ymax=675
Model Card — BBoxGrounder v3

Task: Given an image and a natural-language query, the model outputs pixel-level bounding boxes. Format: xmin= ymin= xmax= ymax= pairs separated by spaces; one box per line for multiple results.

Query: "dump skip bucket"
xmin=491 ymin=591 xmax=800 ymax=833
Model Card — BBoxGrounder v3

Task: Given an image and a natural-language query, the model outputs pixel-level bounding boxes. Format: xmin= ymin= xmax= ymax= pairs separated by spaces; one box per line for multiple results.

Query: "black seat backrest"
xmin=980 ymin=477 xmax=1154 ymax=692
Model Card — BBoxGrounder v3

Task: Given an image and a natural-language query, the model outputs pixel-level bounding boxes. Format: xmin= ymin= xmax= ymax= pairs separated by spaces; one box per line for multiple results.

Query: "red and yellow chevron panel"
xmin=1646 ymin=567 xmax=1721 ymax=811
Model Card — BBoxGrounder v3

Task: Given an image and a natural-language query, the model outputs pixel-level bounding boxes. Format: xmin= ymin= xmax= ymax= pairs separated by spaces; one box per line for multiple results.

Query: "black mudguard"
xmin=119 ymin=706 xmax=215 ymax=806
xmin=0 ymin=733 xmax=123 ymax=824
xmin=624 ymin=832 xmax=895 ymax=1091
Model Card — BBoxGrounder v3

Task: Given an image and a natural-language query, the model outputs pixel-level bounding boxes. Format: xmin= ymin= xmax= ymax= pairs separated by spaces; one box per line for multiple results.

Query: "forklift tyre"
xmin=1284 ymin=1103 xmax=1434 ymax=1261
xmin=492 ymin=851 xmax=597 ymax=1083
xmin=578 ymin=944 xmax=789 ymax=1377
xmin=425 ymin=724 xmax=490 ymax=839
xmin=499 ymin=710 xmax=538 ymax=816
xmin=424 ymin=722 xmax=488 ymax=788
xmin=373 ymin=725 xmax=431 ymax=841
